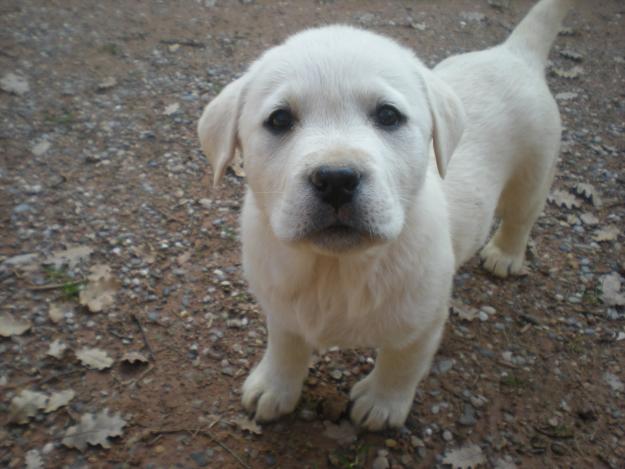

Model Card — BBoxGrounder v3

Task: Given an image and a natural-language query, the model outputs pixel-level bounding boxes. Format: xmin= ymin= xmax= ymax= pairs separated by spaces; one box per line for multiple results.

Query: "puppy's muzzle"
xmin=309 ymin=166 xmax=361 ymax=210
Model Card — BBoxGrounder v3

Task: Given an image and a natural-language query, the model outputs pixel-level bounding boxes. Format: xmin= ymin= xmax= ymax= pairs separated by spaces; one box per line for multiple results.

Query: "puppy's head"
xmin=198 ymin=26 xmax=465 ymax=254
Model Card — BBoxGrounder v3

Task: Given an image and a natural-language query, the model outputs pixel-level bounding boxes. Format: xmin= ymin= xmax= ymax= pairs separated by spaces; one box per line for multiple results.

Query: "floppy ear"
xmin=197 ymin=76 xmax=248 ymax=186
xmin=422 ymin=69 xmax=466 ymax=178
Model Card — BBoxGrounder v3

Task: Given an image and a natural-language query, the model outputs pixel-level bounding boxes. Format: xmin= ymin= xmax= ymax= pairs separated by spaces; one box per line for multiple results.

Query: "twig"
xmin=496 ymin=359 xmax=520 ymax=369
xmin=122 ymin=364 xmax=155 ymax=387
xmin=9 ymin=369 xmax=83 ymax=389
xmin=139 ymin=427 xmax=250 ymax=469
xmin=28 ymin=280 xmax=85 ymax=291
xmin=132 ymin=312 xmax=155 ymax=358
xmin=159 ymin=39 xmax=206 ymax=48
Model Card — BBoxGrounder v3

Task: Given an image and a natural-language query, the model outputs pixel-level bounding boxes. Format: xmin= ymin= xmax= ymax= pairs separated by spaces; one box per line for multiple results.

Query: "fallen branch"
xmin=28 ymin=280 xmax=85 ymax=291
xmin=9 ymin=369 xmax=83 ymax=389
xmin=159 ymin=39 xmax=206 ymax=48
xmin=132 ymin=312 xmax=155 ymax=359
xmin=137 ymin=426 xmax=250 ymax=469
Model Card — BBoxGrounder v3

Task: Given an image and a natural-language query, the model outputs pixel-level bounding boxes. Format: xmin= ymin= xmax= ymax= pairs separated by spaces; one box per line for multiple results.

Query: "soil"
xmin=1 ymin=1 xmax=624 ymax=468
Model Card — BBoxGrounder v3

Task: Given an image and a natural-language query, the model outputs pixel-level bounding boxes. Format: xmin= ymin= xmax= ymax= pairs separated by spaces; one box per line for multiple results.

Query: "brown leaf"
xmin=25 ymin=450 xmax=43 ymax=469
xmin=46 ymin=339 xmax=68 ymax=359
xmin=44 ymin=389 xmax=75 ymax=413
xmin=451 ymin=300 xmax=479 ymax=321
xmin=442 ymin=443 xmax=487 ymax=469
xmin=76 ymin=347 xmax=114 ymax=370
xmin=79 ymin=264 xmax=119 ymax=312
xmin=592 ymin=225 xmax=619 ymax=242
xmin=574 ymin=182 xmax=603 ymax=208
xmin=323 ymin=420 xmax=357 ymax=445
xmin=601 ymin=273 xmax=625 ymax=306
xmin=9 ymin=390 xmax=48 ymax=424
xmin=62 ymin=408 xmax=126 ymax=451
xmin=121 ymin=351 xmax=149 ymax=365
xmin=0 ymin=313 xmax=32 ymax=337
xmin=229 ymin=152 xmax=245 ymax=178
xmin=548 ymin=190 xmax=581 ymax=210
xmin=45 ymin=246 xmax=93 ymax=269
xmin=48 ymin=302 xmax=72 ymax=323
xmin=177 ymin=251 xmax=192 ymax=266
xmin=231 ymin=415 xmax=262 ymax=435
xmin=551 ymin=65 xmax=583 ymax=79
xmin=579 ymin=212 xmax=599 ymax=226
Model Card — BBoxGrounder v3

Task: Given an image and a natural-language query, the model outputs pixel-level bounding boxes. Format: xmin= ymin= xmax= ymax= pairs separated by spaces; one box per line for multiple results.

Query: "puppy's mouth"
xmin=304 ymin=218 xmax=382 ymax=253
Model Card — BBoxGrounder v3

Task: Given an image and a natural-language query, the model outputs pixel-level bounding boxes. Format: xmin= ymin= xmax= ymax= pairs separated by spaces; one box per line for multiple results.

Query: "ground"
xmin=1 ymin=0 xmax=624 ymax=468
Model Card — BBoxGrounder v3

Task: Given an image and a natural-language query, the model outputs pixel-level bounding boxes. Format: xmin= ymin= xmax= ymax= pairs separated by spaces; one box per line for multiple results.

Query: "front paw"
xmin=480 ymin=240 xmax=526 ymax=278
xmin=349 ymin=374 xmax=413 ymax=431
xmin=241 ymin=362 xmax=302 ymax=422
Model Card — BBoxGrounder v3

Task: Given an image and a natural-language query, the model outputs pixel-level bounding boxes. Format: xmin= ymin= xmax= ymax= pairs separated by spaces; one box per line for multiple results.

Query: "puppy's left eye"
xmin=374 ymin=104 xmax=404 ymax=129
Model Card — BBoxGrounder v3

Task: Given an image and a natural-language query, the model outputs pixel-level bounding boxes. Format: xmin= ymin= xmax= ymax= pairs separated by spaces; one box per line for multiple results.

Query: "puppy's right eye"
xmin=265 ymin=109 xmax=295 ymax=134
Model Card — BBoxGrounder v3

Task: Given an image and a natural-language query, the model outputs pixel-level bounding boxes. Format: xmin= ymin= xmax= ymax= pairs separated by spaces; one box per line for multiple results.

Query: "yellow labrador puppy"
xmin=198 ymin=0 xmax=571 ymax=430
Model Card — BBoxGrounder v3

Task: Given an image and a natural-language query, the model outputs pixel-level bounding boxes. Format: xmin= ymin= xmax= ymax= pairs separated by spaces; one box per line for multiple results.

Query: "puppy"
xmin=198 ymin=0 xmax=571 ymax=430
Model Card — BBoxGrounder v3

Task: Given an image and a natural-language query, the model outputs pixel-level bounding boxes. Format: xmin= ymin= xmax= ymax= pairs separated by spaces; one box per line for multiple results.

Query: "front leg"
xmin=242 ymin=321 xmax=312 ymax=422
xmin=350 ymin=320 xmax=445 ymax=430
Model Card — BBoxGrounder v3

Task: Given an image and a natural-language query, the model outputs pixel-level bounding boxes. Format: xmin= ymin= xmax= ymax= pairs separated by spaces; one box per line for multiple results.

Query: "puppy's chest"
xmin=283 ymin=264 xmax=417 ymax=349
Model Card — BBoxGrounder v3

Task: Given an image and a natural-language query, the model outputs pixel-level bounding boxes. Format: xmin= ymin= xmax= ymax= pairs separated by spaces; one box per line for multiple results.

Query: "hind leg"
xmin=481 ymin=149 xmax=558 ymax=278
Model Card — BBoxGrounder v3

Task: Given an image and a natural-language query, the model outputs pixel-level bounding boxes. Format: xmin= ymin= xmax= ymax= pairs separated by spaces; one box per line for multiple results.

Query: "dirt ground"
xmin=1 ymin=0 xmax=624 ymax=468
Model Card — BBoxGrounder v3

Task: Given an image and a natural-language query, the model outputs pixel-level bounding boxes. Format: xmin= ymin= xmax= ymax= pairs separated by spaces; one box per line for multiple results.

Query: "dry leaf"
xmin=565 ymin=214 xmax=580 ymax=225
xmin=1 ymin=252 xmax=40 ymax=272
xmin=494 ymin=458 xmax=517 ymax=469
xmin=163 ymin=103 xmax=180 ymax=115
xmin=601 ymin=273 xmax=625 ymax=306
xmin=559 ymin=49 xmax=583 ymax=62
xmin=442 ymin=443 xmax=487 ymax=469
xmin=555 ymin=91 xmax=578 ymax=101
xmin=76 ymin=347 xmax=114 ymax=370
xmin=47 ymin=339 xmax=68 ymax=359
xmin=45 ymin=389 xmax=75 ymax=413
xmin=451 ymin=300 xmax=479 ymax=321
xmin=0 ymin=313 xmax=32 ymax=337
xmin=579 ymin=213 xmax=599 ymax=226
xmin=177 ymin=251 xmax=192 ymax=266
xmin=62 ymin=408 xmax=127 ymax=451
xmin=592 ymin=225 xmax=619 ymax=242
xmin=45 ymin=246 xmax=93 ymax=269
xmin=25 ymin=449 xmax=43 ymax=469
xmin=229 ymin=152 xmax=245 ymax=178
xmin=548 ymin=190 xmax=581 ymax=209
xmin=574 ymin=182 xmax=602 ymax=208
xmin=323 ymin=420 xmax=357 ymax=445
xmin=97 ymin=77 xmax=117 ymax=90
xmin=121 ymin=351 xmax=149 ymax=365
xmin=231 ymin=415 xmax=262 ymax=435
xmin=32 ymin=140 xmax=51 ymax=157
xmin=9 ymin=390 xmax=48 ymax=424
xmin=1 ymin=72 xmax=29 ymax=95
xmin=48 ymin=303 xmax=65 ymax=324
xmin=79 ymin=264 xmax=119 ymax=312
xmin=551 ymin=65 xmax=583 ymax=79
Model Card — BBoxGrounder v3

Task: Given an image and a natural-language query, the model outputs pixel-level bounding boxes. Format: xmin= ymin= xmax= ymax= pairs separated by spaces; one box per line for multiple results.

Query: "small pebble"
xmin=385 ymin=438 xmax=398 ymax=448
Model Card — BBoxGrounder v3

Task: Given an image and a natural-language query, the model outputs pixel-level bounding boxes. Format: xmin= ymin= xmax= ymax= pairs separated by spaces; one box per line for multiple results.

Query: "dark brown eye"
xmin=374 ymin=104 xmax=404 ymax=129
xmin=265 ymin=108 xmax=295 ymax=134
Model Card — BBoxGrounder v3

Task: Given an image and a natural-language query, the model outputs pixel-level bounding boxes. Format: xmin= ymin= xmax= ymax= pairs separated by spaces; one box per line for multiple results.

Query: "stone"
xmin=458 ymin=403 xmax=477 ymax=426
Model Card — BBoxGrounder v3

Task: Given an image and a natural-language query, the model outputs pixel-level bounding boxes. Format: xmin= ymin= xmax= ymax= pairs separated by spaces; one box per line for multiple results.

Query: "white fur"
xmin=198 ymin=0 xmax=571 ymax=430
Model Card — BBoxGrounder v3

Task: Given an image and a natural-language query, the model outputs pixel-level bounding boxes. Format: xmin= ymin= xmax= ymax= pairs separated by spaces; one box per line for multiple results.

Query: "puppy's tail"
xmin=505 ymin=0 xmax=574 ymax=70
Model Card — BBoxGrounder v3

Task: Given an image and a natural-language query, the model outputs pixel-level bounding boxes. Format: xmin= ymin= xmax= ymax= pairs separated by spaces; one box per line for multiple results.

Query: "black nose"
xmin=309 ymin=166 xmax=361 ymax=210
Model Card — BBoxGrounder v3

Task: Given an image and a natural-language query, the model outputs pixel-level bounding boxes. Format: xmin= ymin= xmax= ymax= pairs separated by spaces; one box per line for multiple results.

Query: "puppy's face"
xmin=199 ymin=26 xmax=465 ymax=254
